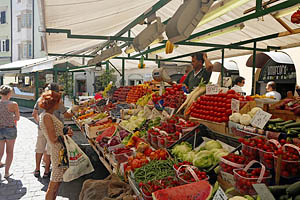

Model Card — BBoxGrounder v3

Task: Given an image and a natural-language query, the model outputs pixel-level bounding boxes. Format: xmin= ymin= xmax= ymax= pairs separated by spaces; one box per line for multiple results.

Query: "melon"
xmin=96 ymin=125 xmax=117 ymax=142
xmin=152 ymin=181 xmax=212 ymax=200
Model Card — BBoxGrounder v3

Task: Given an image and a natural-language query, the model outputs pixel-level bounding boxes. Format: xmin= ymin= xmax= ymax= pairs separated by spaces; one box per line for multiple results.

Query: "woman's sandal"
xmin=4 ymin=173 xmax=13 ymax=179
xmin=43 ymin=172 xmax=51 ymax=179
xmin=34 ymin=170 xmax=40 ymax=178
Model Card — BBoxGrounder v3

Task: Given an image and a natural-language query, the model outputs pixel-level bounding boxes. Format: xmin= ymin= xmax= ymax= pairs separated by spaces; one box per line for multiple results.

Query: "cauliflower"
xmin=240 ymin=114 xmax=252 ymax=126
xmin=229 ymin=113 xmax=242 ymax=123
xmin=248 ymin=107 xmax=262 ymax=118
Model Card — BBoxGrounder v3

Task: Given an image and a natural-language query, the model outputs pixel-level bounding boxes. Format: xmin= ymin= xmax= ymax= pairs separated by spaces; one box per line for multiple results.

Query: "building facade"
xmin=0 ymin=0 xmax=11 ymax=65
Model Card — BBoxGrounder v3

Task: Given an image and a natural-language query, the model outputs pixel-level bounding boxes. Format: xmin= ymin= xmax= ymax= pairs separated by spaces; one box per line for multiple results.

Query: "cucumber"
xmin=268 ymin=185 xmax=289 ymax=197
xmin=286 ymin=181 xmax=300 ymax=197
xmin=284 ymin=122 xmax=300 ymax=129
xmin=276 ymin=120 xmax=295 ymax=126
xmin=279 ymin=194 xmax=289 ymax=200
xmin=294 ymin=195 xmax=300 ymax=200
xmin=268 ymin=118 xmax=285 ymax=123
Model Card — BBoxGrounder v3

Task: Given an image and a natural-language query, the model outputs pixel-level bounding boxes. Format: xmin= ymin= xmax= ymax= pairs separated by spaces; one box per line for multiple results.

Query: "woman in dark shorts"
xmin=0 ymin=85 xmax=20 ymax=178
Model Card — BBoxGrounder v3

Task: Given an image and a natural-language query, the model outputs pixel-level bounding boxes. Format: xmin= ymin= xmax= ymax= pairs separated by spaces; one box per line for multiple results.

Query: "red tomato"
xmin=227 ymin=89 xmax=236 ymax=94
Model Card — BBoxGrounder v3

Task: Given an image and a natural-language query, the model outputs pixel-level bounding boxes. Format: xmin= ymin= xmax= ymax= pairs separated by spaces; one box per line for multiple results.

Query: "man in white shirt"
xmin=266 ymin=81 xmax=281 ymax=100
xmin=231 ymin=76 xmax=245 ymax=95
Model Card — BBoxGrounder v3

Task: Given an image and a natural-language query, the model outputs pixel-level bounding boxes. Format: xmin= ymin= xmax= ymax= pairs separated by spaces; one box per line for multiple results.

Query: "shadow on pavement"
xmin=0 ymin=177 xmax=27 ymax=199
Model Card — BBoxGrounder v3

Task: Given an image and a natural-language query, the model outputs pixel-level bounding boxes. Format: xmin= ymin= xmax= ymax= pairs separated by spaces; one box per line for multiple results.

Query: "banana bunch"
xmin=165 ymin=40 xmax=175 ymax=54
xmin=103 ymin=82 xmax=113 ymax=98
xmin=136 ymin=93 xmax=152 ymax=106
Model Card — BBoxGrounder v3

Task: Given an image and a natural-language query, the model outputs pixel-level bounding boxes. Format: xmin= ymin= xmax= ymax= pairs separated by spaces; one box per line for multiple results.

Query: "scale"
xmin=152 ymin=68 xmax=172 ymax=96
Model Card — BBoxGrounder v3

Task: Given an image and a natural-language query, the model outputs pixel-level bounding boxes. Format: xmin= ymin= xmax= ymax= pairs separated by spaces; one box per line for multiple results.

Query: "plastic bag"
xmin=63 ymin=135 xmax=95 ymax=182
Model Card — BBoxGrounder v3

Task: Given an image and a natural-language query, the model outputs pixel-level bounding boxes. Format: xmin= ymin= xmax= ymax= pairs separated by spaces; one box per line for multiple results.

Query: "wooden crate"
xmin=190 ymin=117 xmax=228 ymax=135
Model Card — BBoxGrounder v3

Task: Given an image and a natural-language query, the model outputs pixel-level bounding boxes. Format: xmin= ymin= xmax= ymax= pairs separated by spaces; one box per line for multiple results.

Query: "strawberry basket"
xmin=233 ymin=160 xmax=272 ymax=195
xmin=242 ymin=143 xmax=259 ymax=162
xmin=258 ymin=139 xmax=281 ymax=170
xmin=273 ymin=144 xmax=300 ymax=178
xmin=174 ymin=164 xmax=209 ymax=185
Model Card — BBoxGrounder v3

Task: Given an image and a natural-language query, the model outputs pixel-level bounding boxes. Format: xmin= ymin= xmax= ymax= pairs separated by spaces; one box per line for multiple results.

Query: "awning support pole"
xmin=72 ymin=72 xmax=74 ymax=102
xmin=108 ymin=61 xmax=122 ymax=75
xmin=122 ymin=59 xmax=125 ymax=86
xmin=35 ymin=72 xmax=39 ymax=100
xmin=54 ymin=67 xmax=58 ymax=82
xmin=251 ymin=42 xmax=257 ymax=95
xmin=221 ymin=49 xmax=225 ymax=87
xmin=106 ymin=62 xmax=109 ymax=73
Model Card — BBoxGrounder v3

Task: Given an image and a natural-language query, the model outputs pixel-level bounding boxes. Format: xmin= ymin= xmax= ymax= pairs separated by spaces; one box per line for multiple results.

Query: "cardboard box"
xmin=190 ymin=118 xmax=228 ymax=135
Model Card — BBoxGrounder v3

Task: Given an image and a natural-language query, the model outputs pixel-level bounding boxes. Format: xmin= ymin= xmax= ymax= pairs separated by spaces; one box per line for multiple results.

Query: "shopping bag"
xmin=63 ymin=135 xmax=94 ymax=182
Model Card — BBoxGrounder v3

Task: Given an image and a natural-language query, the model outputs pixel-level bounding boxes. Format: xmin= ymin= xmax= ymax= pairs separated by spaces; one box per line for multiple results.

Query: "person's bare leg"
xmin=44 ymin=154 xmax=51 ymax=174
xmin=5 ymin=139 xmax=16 ymax=176
xmin=0 ymin=140 xmax=5 ymax=166
xmin=35 ymin=153 xmax=43 ymax=171
xmin=46 ymin=181 xmax=61 ymax=200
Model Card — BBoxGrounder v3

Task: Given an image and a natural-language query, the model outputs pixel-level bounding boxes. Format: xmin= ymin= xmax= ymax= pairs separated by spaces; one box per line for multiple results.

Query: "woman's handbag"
xmin=62 ymin=135 xmax=95 ymax=182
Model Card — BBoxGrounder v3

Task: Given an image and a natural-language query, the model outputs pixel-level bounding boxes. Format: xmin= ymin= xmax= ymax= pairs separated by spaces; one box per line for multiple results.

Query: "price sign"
xmin=213 ymin=187 xmax=228 ymax=200
xmin=219 ymin=87 xmax=228 ymax=93
xmin=251 ymin=109 xmax=272 ymax=129
xmin=206 ymin=84 xmax=220 ymax=95
xmin=231 ymin=99 xmax=240 ymax=113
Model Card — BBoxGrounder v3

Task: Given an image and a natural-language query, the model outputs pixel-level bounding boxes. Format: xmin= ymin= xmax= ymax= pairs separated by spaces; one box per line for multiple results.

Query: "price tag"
xmin=219 ymin=87 xmax=228 ymax=93
xmin=106 ymin=98 xmax=110 ymax=105
xmin=231 ymin=99 xmax=240 ymax=113
xmin=213 ymin=187 xmax=228 ymax=200
xmin=250 ymin=109 xmax=272 ymax=129
xmin=206 ymin=84 xmax=220 ymax=95
xmin=165 ymin=107 xmax=175 ymax=117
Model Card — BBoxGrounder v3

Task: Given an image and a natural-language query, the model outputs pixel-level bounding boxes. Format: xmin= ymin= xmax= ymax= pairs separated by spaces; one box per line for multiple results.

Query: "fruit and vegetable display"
xmin=171 ymin=140 xmax=228 ymax=169
xmin=72 ymin=84 xmax=300 ymax=200
xmin=126 ymin=85 xmax=149 ymax=104
xmin=189 ymin=90 xmax=254 ymax=123
xmin=275 ymin=97 xmax=300 ymax=116
xmin=113 ymin=86 xmax=131 ymax=101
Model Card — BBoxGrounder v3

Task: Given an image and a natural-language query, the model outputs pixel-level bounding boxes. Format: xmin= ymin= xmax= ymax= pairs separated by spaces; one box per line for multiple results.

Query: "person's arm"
xmin=63 ymin=110 xmax=73 ymax=119
xmin=183 ymin=72 xmax=191 ymax=87
xmin=13 ymin=103 xmax=20 ymax=122
xmin=43 ymin=114 xmax=58 ymax=144
xmin=203 ymin=53 xmax=213 ymax=72
xmin=32 ymin=109 xmax=39 ymax=123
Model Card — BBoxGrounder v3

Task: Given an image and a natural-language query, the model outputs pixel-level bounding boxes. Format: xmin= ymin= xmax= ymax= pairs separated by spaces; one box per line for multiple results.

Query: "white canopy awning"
xmin=42 ymin=0 xmax=300 ymax=62
xmin=0 ymin=57 xmax=55 ymax=73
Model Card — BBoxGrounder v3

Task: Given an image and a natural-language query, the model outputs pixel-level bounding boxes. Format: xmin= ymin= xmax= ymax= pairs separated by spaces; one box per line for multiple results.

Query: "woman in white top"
xmin=266 ymin=81 xmax=281 ymax=100
xmin=231 ymin=76 xmax=245 ymax=95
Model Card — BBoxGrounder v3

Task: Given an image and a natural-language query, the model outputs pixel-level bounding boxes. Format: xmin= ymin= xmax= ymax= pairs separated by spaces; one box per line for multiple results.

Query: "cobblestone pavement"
xmin=0 ymin=114 xmax=90 ymax=200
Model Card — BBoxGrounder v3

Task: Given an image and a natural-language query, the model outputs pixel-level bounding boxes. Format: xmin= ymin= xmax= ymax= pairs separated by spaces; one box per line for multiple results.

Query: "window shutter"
xmin=5 ymin=39 xmax=9 ymax=52
xmin=0 ymin=11 xmax=6 ymax=24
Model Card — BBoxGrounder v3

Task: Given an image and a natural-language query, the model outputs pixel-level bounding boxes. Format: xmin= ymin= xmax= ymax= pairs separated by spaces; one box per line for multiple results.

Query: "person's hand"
xmin=202 ymin=52 xmax=208 ymax=60
xmin=67 ymin=127 xmax=73 ymax=137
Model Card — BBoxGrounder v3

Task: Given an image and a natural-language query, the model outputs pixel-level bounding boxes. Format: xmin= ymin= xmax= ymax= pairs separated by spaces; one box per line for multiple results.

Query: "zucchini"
xmin=284 ymin=122 xmax=300 ymax=129
xmin=287 ymin=129 xmax=300 ymax=135
xmin=290 ymin=127 xmax=300 ymax=131
xmin=268 ymin=185 xmax=289 ymax=197
xmin=294 ymin=195 xmax=300 ymax=200
xmin=268 ymin=118 xmax=285 ymax=123
xmin=286 ymin=181 xmax=300 ymax=197
xmin=276 ymin=120 xmax=295 ymax=126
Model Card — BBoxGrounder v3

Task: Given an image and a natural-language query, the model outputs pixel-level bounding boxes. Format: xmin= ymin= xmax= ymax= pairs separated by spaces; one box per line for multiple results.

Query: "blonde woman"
xmin=0 ymin=85 xmax=20 ymax=178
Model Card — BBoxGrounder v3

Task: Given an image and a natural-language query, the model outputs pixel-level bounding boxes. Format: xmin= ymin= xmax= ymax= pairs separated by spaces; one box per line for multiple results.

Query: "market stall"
xmin=246 ymin=52 xmax=297 ymax=99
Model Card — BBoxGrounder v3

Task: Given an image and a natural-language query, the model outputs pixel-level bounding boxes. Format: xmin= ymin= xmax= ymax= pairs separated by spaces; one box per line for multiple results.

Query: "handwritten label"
xmin=231 ymin=99 xmax=240 ymax=113
xmin=251 ymin=109 xmax=272 ymax=129
xmin=219 ymin=87 xmax=229 ymax=93
xmin=165 ymin=107 xmax=175 ymax=117
xmin=213 ymin=187 xmax=228 ymax=200
xmin=106 ymin=98 xmax=110 ymax=105
xmin=206 ymin=84 xmax=220 ymax=95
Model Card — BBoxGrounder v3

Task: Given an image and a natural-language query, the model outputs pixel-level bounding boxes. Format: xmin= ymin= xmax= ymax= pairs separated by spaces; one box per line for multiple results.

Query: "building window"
xmin=0 ymin=11 xmax=6 ymax=24
xmin=28 ymin=43 xmax=32 ymax=57
xmin=21 ymin=13 xmax=32 ymax=28
xmin=18 ymin=44 xmax=22 ymax=60
xmin=0 ymin=40 xmax=9 ymax=52
xmin=17 ymin=16 xmax=21 ymax=31
xmin=18 ymin=0 xmax=21 ymax=3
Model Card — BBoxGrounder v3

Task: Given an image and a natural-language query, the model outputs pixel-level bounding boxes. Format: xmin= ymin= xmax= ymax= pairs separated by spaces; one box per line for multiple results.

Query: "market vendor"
xmin=231 ymin=76 xmax=246 ymax=95
xmin=266 ymin=81 xmax=282 ymax=100
xmin=183 ymin=52 xmax=213 ymax=92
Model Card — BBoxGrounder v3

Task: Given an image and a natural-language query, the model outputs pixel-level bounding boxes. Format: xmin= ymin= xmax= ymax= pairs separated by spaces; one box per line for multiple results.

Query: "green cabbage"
xmin=171 ymin=142 xmax=192 ymax=159
xmin=182 ymin=151 xmax=196 ymax=162
xmin=213 ymin=149 xmax=229 ymax=164
xmin=204 ymin=140 xmax=222 ymax=151
xmin=193 ymin=150 xmax=214 ymax=168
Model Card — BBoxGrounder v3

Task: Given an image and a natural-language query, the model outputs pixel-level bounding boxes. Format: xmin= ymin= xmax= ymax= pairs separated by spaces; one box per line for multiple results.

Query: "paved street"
xmin=0 ymin=112 xmax=107 ymax=200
